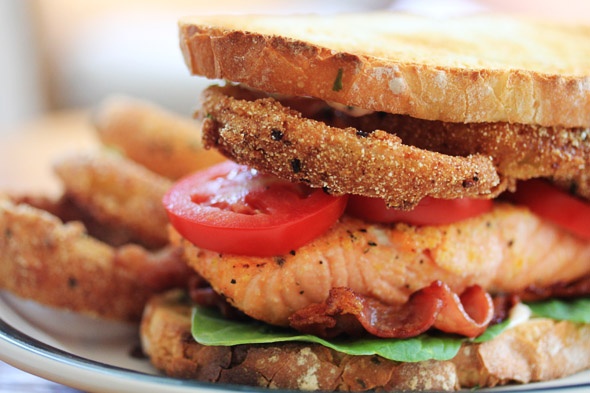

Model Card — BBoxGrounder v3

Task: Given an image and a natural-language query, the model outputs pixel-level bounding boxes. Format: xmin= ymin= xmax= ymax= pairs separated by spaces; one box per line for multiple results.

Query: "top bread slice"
xmin=178 ymin=12 xmax=590 ymax=128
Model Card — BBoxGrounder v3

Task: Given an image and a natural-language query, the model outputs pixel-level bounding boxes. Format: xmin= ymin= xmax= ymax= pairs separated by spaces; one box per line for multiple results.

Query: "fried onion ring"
xmin=201 ymin=85 xmax=503 ymax=209
xmin=8 ymin=193 xmax=149 ymax=248
xmin=54 ymin=150 xmax=172 ymax=248
xmin=93 ymin=95 xmax=225 ymax=180
xmin=0 ymin=198 xmax=190 ymax=321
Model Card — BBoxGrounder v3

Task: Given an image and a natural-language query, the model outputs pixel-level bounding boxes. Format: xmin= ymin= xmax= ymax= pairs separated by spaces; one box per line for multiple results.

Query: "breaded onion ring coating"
xmin=54 ymin=151 xmax=172 ymax=248
xmin=0 ymin=198 xmax=189 ymax=322
xmin=93 ymin=95 xmax=225 ymax=180
xmin=7 ymin=194 xmax=146 ymax=248
xmin=201 ymin=85 xmax=502 ymax=209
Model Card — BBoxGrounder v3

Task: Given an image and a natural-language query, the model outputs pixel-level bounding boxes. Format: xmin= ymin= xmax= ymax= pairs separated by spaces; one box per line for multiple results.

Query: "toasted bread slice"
xmin=141 ymin=290 xmax=590 ymax=391
xmin=140 ymin=290 xmax=460 ymax=391
xmin=179 ymin=12 xmax=590 ymax=128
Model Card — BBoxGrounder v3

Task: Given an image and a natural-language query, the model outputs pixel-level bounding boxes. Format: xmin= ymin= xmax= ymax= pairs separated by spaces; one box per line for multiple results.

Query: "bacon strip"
xmin=289 ymin=281 xmax=494 ymax=339
xmin=518 ymin=274 xmax=590 ymax=301
xmin=188 ymin=275 xmax=248 ymax=320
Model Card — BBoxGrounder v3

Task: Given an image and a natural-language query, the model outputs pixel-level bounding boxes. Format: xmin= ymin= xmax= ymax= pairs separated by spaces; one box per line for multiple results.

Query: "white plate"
xmin=1 ymin=292 xmax=589 ymax=393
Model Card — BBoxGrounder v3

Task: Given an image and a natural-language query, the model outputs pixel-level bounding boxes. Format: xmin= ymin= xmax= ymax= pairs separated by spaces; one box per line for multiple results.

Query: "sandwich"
xmin=140 ymin=12 xmax=590 ymax=391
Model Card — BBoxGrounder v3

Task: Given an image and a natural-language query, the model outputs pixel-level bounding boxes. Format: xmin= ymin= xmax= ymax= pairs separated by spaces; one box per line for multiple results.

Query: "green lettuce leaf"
xmin=471 ymin=318 xmax=511 ymax=343
xmin=193 ymin=306 xmax=463 ymax=362
xmin=527 ymin=298 xmax=590 ymax=323
xmin=192 ymin=297 xmax=589 ymax=363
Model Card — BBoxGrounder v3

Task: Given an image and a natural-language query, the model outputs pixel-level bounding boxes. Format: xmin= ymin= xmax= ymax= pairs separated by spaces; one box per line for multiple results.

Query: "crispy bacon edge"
xmin=518 ymin=274 xmax=590 ymax=301
xmin=289 ymin=281 xmax=494 ymax=339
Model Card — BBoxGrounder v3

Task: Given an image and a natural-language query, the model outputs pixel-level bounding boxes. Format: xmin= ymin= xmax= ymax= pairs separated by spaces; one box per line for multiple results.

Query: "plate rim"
xmin=0 ymin=311 xmax=272 ymax=393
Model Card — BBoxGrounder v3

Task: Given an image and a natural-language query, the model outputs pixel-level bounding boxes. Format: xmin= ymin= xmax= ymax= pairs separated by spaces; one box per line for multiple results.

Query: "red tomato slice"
xmin=506 ymin=179 xmax=590 ymax=241
xmin=163 ymin=161 xmax=348 ymax=256
xmin=346 ymin=195 xmax=493 ymax=226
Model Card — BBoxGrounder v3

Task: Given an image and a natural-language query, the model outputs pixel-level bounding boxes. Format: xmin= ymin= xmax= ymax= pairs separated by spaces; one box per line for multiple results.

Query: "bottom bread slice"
xmin=140 ymin=290 xmax=590 ymax=391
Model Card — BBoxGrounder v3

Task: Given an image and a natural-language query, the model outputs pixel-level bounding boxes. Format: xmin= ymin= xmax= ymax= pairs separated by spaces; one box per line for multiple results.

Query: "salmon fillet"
xmin=175 ymin=203 xmax=590 ymax=327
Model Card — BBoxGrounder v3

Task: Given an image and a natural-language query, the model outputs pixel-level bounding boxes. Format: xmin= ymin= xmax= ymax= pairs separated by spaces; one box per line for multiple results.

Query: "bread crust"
xmin=454 ymin=319 xmax=590 ymax=387
xmin=141 ymin=291 xmax=590 ymax=391
xmin=179 ymin=13 xmax=590 ymax=128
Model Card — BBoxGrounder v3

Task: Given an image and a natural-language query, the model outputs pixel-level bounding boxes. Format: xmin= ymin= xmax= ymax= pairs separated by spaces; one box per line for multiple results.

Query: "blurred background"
xmin=1 ymin=0 xmax=588 ymax=134
xmin=0 ymin=0 xmax=393 ymax=134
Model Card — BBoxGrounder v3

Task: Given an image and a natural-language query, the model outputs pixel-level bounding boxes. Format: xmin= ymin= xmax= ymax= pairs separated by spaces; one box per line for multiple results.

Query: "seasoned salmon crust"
xmin=172 ymin=203 xmax=590 ymax=327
